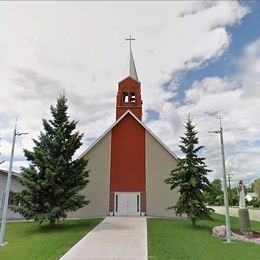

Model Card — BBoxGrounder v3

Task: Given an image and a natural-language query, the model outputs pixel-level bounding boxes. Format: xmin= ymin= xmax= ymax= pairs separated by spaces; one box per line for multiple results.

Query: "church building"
xmin=69 ymin=44 xmax=179 ymax=218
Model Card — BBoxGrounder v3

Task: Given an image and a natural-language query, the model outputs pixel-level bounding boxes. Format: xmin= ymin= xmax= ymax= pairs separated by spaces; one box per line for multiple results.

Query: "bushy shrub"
xmin=252 ymin=200 xmax=260 ymax=208
xmin=246 ymin=199 xmax=254 ymax=206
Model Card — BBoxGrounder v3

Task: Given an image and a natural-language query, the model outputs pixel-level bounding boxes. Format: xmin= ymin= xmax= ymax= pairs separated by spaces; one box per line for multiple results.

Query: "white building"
xmin=0 ymin=169 xmax=23 ymax=220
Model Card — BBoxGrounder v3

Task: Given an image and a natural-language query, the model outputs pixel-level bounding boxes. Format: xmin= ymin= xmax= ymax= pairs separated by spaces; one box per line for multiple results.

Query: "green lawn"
xmin=148 ymin=214 xmax=260 ymax=260
xmin=1 ymin=215 xmax=260 ymax=260
xmin=0 ymin=218 xmax=103 ymax=260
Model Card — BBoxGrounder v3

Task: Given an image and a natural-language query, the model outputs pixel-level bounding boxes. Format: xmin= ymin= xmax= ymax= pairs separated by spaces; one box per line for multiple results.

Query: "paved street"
xmin=60 ymin=217 xmax=147 ymax=260
xmin=211 ymin=206 xmax=260 ymax=221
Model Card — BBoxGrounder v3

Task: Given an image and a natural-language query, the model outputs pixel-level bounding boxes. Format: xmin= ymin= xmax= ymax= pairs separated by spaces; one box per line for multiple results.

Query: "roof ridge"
xmin=0 ymin=169 xmax=21 ymax=178
xmin=79 ymin=110 xmax=178 ymax=160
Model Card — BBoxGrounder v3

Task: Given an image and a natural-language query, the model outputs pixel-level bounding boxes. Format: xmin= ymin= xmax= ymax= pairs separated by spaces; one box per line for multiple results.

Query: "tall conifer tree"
xmin=12 ymin=95 xmax=89 ymax=224
xmin=165 ymin=116 xmax=212 ymax=227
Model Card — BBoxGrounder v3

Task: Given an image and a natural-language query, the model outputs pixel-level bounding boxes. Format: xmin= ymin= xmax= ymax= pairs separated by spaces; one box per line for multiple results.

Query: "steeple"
xmin=126 ymin=49 xmax=139 ymax=82
xmin=124 ymin=35 xmax=139 ymax=82
xmin=116 ymin=36 xmax=142 ymax=120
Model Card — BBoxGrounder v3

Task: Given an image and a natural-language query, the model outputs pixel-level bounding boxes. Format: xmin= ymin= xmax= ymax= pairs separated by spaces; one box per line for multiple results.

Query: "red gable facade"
xmin=69 ymin=48 xmax=179 ymax=218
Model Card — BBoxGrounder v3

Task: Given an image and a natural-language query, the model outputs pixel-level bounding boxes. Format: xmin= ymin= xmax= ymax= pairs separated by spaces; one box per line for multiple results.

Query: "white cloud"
xmin=238 ymin=38 xmax=260 ymax=97
xmin=171 ymin=38 xmax=260 ymax=186
xmin=0 ymin=1 xmax=251 ymax=182
xmin=146 ymin=33 xmax=260 ymax=186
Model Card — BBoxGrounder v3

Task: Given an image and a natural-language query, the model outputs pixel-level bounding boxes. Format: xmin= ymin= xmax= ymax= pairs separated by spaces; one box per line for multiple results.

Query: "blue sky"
xmin=0 ymin=1 xmax=260 ymax=186
xmin=170 ymin=1 xmax=260 ymax=105
xmin=144 ymin=1 xmax=260 ymax=186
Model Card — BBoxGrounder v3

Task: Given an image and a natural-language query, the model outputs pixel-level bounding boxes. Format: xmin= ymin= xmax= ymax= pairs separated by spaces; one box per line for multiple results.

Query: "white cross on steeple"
xmin=126 ymin=35 xmax=135 ymax=50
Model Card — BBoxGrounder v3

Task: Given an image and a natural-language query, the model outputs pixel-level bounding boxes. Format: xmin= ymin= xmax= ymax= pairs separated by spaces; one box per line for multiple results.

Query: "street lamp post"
xmin=209 ymin=116 xmax=232 ymax=243
xmin=0 ymin=122 xmax=27 ymax=246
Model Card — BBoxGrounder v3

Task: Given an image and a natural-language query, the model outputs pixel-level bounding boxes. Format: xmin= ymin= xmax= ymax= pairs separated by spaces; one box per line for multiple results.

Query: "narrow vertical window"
xmin=115 ymin=194 xmax=118 ymax=212
xmin=137 ymin=194 xmax=140 ymax=212
xmin=130 ymin=92 xmax=136 ymax=102
xmin=9 ymin=193 xmax=13 ymax=205
xmin=0 ymin=191 xmax=5 ymax=208
xmin=123 ymin=92 xmax=129 ymax=102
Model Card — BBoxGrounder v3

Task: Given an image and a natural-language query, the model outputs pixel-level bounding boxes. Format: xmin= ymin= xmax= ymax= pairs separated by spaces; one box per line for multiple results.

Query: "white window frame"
xmin=0 ymin=190 xmax=5 ymax=208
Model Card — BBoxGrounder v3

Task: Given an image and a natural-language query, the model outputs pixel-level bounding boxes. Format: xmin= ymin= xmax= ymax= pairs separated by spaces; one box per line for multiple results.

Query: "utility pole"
xmin=0 ymin=120 xmax=27 ymax=246
xmin=209 ymin=116 xmax=232 ymax=243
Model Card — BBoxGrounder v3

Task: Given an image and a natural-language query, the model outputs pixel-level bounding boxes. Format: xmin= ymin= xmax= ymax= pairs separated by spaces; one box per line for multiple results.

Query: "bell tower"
xmin=116 ymin=36 xmax=142 ymax=120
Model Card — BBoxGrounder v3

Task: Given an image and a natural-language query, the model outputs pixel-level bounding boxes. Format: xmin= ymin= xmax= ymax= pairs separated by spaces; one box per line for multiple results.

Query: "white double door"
xmin=114 ymin=192 xmax=140 ymax=216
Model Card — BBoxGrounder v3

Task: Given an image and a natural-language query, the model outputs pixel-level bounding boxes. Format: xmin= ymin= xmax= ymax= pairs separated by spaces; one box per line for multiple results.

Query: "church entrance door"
xmin=114 ymin=192 xmax=140 ymax=216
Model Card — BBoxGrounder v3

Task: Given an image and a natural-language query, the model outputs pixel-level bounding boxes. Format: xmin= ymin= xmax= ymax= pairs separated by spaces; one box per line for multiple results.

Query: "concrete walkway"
xmin=60 ymin=217 xmax=147 ymax=260
xmin=212 ymin=206 xmax=260 ymax=222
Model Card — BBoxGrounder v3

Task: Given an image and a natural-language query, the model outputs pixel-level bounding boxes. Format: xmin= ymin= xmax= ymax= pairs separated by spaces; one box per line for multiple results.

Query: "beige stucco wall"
xmin=0 ymin=172 xmax=24 ymax=220
xmin=68 ymin=131 xmax=111 ymax=217
xmin=146 ymin=131 xmax=179 ymax=218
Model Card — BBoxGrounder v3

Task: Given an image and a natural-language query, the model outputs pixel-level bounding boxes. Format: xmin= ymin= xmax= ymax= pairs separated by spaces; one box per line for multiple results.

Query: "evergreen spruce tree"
xmin=165 ymin=116 xmax=212 ymax=227
xmin=12 ymin=95 xmax=89 ymax=224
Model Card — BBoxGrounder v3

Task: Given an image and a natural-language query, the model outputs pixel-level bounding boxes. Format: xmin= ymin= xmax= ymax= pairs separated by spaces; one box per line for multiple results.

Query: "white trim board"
xmin=0 ymin=169 xmax=21 ymax=178
xmin=79 ymin=110 xmax=178 ymax=160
